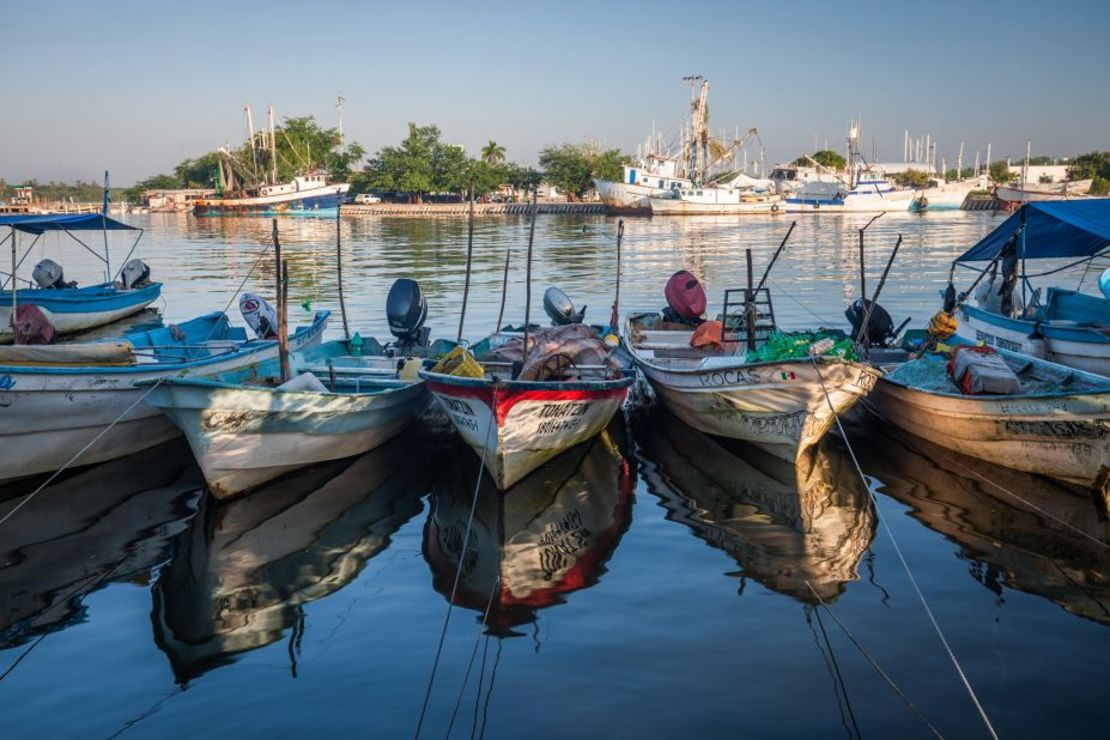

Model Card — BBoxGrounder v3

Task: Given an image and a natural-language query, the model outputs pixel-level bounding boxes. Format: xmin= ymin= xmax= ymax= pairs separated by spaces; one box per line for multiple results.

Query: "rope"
xmin=768 ymin=277 xmax=829 ymax=327
xmin=808 ymin=356 xmax=999 ymax=740
xmin=804 ymin=581 xmax=946 ymax=739
xmin=805 ymin=606 xmax=859 ymax=738
xmin=203 ymin=238 xmax=273 ymax=342
xmin=415 ymin=408 xmax=497 ymax=739
xmin=0 ymin=379 xmax=165 ymax=531
xmin=445 ymin=576 xmax=500 ymax=739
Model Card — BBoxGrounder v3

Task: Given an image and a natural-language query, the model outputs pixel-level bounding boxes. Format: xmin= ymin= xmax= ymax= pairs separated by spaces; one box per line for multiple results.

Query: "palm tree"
xmin=481 ymin=140 xmax=506 ymax=166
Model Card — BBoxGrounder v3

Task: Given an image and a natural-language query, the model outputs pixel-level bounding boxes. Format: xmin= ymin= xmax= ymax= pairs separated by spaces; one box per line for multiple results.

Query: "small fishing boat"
xmin=866 ymin=339 xmax=1110 ymax=489
xmin=141 ymin=279 xmax=449 ymax=498
xmin=421 ymin=324 xmax=634 ymax=490
xmin=994 ymin=180 xmax=1096 ymax=205
xmin=949 ymin=200 xmax=1110 ymax=374
xmin=913 ymin=175 xmax=989 ymax=211
xmin=625 ymin=266 xmax=881 ymax=462
xmin=424 ymin=427 xmax=633 ymax=633
xmin=649 ymin=182 xmax=782 ymax=215
xmin=0 ymin=308 xmax=329 ymax=481
xmin=152 ymin=433 xmax=429 ymax=682
xmin=1 ymin=213 xmax=161 ymax=342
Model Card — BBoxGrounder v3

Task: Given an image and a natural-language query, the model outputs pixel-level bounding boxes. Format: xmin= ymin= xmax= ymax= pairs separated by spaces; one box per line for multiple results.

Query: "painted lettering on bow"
xmin=697 ymin=368 xmax=762 ymax=388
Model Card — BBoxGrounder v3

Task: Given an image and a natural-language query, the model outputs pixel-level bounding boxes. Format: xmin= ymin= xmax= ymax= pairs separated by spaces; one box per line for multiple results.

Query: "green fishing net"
xmin=745 ymin=331 xmax=858 ymax=363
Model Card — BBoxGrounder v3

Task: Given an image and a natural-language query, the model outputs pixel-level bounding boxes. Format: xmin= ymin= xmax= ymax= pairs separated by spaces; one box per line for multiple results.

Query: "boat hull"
xmin=633 ymin=357 xmax=881 ymax=460
xmin=593 ymin=179 xmax=667 ymax=212
xmin=422 ymin=373 xmax=634 ymax=489
xmin=959 ymin=305 xmax=1110 ymax=376
xmin=146 ymin=378 xmax=428 ymax=498
xmin=784 ymin=190 xmax=918 ymax=213
xmin=0 ymin=282 xmax=162 ymax=343
xmin=649 ymin=198 xmax=781 ymax=215
xmin=193 ymin=185 xmax=350 ymax=216
xmin=867 ymin=378 xmax=1110 ymax=486
xmin=0 ymin=315 xmax=328 ymax=480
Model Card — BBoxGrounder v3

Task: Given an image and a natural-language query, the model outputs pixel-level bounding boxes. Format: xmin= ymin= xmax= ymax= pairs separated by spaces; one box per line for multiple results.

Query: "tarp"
xmin=0 ymin=213 xmax=138 ymax=234
xmin=955 ymin=200 xmax=1110 ymax=262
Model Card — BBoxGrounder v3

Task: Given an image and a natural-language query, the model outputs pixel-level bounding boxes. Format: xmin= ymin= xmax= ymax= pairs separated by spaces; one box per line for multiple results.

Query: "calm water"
xmin=1 ymin=212 xmax=1107 ymax=739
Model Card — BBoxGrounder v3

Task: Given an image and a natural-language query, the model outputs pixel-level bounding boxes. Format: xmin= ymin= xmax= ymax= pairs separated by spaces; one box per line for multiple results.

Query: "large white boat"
xmin=784 ymin=174 xmax=919 ymax=213
xmin=994 ymin=179 xmax=1096 ymax=205
xmin=650 ymin=179 xmax=782 ymax=215
xmin=594 ymin=155 xmax=692 ymax=211
xmin=915 ymin=174 xmax=989 ymax=211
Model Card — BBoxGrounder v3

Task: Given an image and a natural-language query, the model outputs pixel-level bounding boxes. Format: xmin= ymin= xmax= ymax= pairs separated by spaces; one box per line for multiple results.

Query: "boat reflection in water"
xmin=0 ymin=440 xmax=202 ymax=648
xmin=634 ymin=409 xmax=874 ymax=603
xmin=850 ymin=419 xmax=1110 ymax=625
xmin=424 ymin=426 xmax=634 ymax=634
xmin=152 ymin=432 xmax=434 ymax=682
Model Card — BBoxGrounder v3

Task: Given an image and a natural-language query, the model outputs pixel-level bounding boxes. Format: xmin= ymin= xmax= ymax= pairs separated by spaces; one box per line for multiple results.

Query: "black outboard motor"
xmin=543 ymin=287 xmax=586 ymax=325
xmin=845 ymin=298 xmax=896 ymax=346
xmin=386 ymin=278 xmax=430 ymax=348
xmin=32 ymin=259 xmax=76 ymax=289
xmin=118 ymin=259 xmax=152 ymax=289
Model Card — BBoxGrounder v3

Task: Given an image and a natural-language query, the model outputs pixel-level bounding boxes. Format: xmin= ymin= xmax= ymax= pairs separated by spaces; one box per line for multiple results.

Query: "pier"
xmin=343 ymin=201 xmax=606 ymax=216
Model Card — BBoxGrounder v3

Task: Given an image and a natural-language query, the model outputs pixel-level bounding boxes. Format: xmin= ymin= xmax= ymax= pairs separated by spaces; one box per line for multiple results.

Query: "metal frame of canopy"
xmin=0 ymin=214 xmax=145 ymax=290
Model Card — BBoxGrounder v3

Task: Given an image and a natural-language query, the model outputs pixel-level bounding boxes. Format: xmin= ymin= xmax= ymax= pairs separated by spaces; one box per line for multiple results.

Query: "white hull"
xmin=916 ymin=180 xmax=982 ymax=210
xmin=633 ymin=356 xmax=881 ymax=460
xmin=649 ymin=197 xmax=782 ymax=216
xmin=594 ymin=179 xmax=671 ymax=210
xmin=784 ymin=189 xmax=919 ymax=213
xmin=0 ymin=321 xmax=326 ymax=481
xmin=147 ymin=379 xmax=427 ymax=498
xmin=994 ymin=181 xmax=1096 ymax=204
xmin=868 ymin=378 xmax=1110 ymax=486
xmin=961 ymin=310 xmax=1110 ymax=376
xmin=423 ymin=374 xmax=632 ymax=489
xmin=0 ymin=299 xmax=157 ymax=343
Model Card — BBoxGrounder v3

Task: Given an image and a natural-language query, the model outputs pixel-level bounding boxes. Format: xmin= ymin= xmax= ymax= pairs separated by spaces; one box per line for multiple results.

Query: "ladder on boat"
xmin=721 ymin=287 xmax=777 ymax=350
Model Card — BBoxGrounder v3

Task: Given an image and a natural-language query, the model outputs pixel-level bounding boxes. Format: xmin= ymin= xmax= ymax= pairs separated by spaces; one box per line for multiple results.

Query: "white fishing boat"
xmin=421 ymin=324 xmax=634 ymax=490
xmin=649 ymin=178 xmax=782 ymax=215
xmin=867 ymin=344 xmax=1110 ymax=489
xmin=0 ymin=309 xmax=329 ymax=481
xmin=1 ymin=213 xmax=161 ymax=342
xmin=595 ymin=156 xmax=692 ymax=211
xmin=914 ymin=174 xmax=989 ymax=211
xmin=949 ymin=200 xmax=1110 ymax=375
xmin=994 ymin=180 xmax=1096 ymax=205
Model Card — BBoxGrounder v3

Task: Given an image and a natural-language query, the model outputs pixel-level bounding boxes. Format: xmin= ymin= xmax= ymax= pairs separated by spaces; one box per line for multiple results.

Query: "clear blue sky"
xmin=2 ymin=0 xmax=1107 ymax=185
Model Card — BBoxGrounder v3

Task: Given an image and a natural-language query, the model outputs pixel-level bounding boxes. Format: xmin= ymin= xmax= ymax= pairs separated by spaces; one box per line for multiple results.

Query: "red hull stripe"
xmin=426 ymin=381 xmax=629 ymax=426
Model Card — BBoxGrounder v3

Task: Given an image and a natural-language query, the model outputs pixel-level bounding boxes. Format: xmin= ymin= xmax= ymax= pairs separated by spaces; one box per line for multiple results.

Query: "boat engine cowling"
xmin=845 ymin=298 xmax=896 ymax=346
xmin=387 ymin=278 xmax=429 ymax=347
xmin=118 ymin=259 xmax=152 ymax=290
xmin=663 ymin=270 xmax=706 ymax=322
xmin=32 ymin=259 xmax=76 ymax=290
xmin=543 ymin=287 xmax=586 ymax=325
xmin=239 ymin=292 xmax=279 ymax=339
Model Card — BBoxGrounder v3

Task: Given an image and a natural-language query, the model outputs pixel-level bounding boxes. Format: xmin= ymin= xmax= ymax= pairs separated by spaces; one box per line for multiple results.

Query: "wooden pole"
xmin=520 ymin=188 xmax=538 ymax=370
xmin=856 ymin=235 xmax=903 ymax=355
xmin=10 ymin=228 xmax=17 ymax=340
xmin=610 ymin=220 xmax=624 ymax=328
xmin=457 ymin=181 xmax=475 ymax=343
xmin=857 ymin=213 xmax=883 ymax=300
xmin=495 ymin=247 xmax=511 ymax=334
xmin=336 ymin=193 xmax=350 ymax=341
xmin=745 ymin=248 xmax=756 ymax=352
xmin=272 ymin=218 xmax=282 ymax=313
xmin=279 ymin=259 xmax=291 ymax=382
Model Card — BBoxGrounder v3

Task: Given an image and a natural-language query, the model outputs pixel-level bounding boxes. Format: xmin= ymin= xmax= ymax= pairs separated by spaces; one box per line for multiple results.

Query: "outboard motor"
xmin=32 ymin=259 xmax=76 ymax=290
xmin=662 ymin=270 xmax=706 ymax=324
xmin=845 ymin=298 xmax=896 ymax=346
xmin=239 ymin=292 xmax=279 ymax=339
xmin=386 ymin=278 xmax=429 ymax=348
xmin=543 ymin=287 xmax=586 ymax=325
xmin=118 ymin=259 xmax=152 ymax=289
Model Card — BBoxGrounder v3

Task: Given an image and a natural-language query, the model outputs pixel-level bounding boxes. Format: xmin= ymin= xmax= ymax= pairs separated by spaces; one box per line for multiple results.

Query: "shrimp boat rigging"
xmin=1 ymin=213 xmax=161 ymax=343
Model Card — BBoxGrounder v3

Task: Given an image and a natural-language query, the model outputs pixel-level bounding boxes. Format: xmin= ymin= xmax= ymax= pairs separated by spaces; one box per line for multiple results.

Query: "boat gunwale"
xmin=418 ymin=369 xmax=635 ymax=393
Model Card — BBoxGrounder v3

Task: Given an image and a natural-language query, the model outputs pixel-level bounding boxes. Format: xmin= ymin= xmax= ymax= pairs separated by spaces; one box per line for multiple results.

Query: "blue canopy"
xmin=955 ymin=200 xmax=1110 ymax=262
xmin=0 ymin=213 xmax=139 ymax=235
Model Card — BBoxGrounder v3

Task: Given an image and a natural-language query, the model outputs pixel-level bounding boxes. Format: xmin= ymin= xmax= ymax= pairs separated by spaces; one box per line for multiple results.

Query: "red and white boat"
xmin=420 ymin=326 xmax=634 ymax=489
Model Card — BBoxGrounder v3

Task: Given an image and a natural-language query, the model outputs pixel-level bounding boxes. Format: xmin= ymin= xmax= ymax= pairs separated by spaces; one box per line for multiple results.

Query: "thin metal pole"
xmin=755 ymin=220 xmax=796 ymax=292
xmin=10 ymin=228 xmax=17 ymax=339
xmin=102 ymin=171 xmax=111 ymax=280
xmin=857 ymin=213 xmax=883 ymax=300
xmin=610 ymin=220 xmax=624 ymax=328
xmin=745 ymin=248 xmax=756 ymax=351
xmin=856 ymin=235 xmax=903 ymax=356
xmin=335 ymin=193 xmax=350 ymax=341
xmin=272 ymin=218 xmax=282 ymax=313
xmin=458 ymin=182 xmax=475 ymax=343
xmin=279 ymin=259 xmax=291 ymax=382
xmin=494 ymin=248 xmax=511 ymax=333
xmin=520 ymin=188 xmax=538 ymax=369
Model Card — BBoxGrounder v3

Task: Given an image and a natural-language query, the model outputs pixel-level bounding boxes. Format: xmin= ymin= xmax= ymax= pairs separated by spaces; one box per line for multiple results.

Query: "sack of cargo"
xmin=947 ymin=345 xmax=1020 ymax=395
xmin=431 ymin=345 xmax=485 ymax=378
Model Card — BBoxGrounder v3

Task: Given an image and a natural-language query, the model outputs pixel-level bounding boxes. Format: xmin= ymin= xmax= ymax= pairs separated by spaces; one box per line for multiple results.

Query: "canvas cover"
xmin=956 ymin=200 xmax=1110 ymax=262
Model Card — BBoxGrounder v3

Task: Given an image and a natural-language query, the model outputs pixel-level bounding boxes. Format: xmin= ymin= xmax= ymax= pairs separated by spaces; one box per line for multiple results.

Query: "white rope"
xmin=808 ymin=357 xmax=1000 ymax=740
xmin=804 ymin=581 xmax=946 ymax=739
xmin=415 ymin=404 xmax=498 ymax=739
xmin=0 ymin=379 xmax=165 ymax=531
xmin=445 ymin=576 xmax=500 ymax=739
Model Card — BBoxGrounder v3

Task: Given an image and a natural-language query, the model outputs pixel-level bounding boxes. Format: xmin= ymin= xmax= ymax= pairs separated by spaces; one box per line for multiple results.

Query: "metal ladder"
xmin=721 ymin=288 xmax=777 ymax=350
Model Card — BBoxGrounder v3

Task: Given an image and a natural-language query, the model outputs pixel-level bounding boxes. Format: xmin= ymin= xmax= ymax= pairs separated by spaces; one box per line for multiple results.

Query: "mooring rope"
xmin=808 ymin=356 xmax=999 ymax=740
xmin=203 ymin=238 xmax=274 ymax=342
xmin=804 ymin=581 xmax=946 ymax=739
xmin=0 ymin=379 xmax=166 ymax=531
xmin=415 ymin=408 xmax=497 ymax=739
xmin=445 ymin=576 xmax=500 ymax=739
xmin=805 ymin=605 xmax=859 ymax=739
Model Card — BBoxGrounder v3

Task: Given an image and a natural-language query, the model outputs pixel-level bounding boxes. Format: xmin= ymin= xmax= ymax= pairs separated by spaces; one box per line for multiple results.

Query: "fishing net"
xmin=746 ymin=330 xmax=858 ymax=363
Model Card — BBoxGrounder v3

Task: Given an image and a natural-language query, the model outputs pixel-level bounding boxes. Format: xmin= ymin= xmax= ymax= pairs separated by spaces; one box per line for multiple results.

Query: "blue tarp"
xmin=955 ymin=200 xmax=1110 ymax=262
xmin=0 ymin=213 xmax=138 ymax=235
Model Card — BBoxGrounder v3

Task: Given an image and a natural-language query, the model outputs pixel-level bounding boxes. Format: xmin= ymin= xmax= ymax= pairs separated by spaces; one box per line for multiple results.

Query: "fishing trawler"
xmin=192 ymin=104 xmax=350 ymax=216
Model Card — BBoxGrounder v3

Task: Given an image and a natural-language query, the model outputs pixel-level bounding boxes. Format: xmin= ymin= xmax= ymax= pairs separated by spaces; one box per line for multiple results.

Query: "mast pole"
xmin=10 ymin=228 xmax=16 ymax=340
xmin=102 ymin=171 xmax=111 ymax=281
xmin=269 ymin=104 xmax=278 ymax=186
xmin=336 ymin=192 xmax=350 ymax=341
xmin=457 ymin=181 xmax=475 ymax=343
xmin=519 ymin=188 xmax=538 ymax=372
xmin=245 ymin=103 xmax=258 ymax=182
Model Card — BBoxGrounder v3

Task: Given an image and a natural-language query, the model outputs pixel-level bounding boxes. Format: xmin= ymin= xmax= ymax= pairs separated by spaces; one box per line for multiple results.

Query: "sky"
xmin=2 ymin=0 xmax=1108 ymax=185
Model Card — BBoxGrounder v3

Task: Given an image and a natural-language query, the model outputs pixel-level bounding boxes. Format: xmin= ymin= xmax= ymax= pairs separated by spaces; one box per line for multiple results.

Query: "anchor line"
xmin=476 ymin=638 xmax=504 ymax=740
xmin=805 ymin=605 xmax=860 ymax=739
xmin=804 ymin=581 xmax=946 ymax=739
xmin=808 ymin=356 xmax=999 ymax=740
xmin=445 ymin=576 xmax=501 ymax=739
xmin=0 ymin=378 xmax=166 ymax=532
xmin=204 ymin=237 xmax=273 ymax=342
xmin=415 ymin=408 xmax=497 ymax=739
xmin=470 ymin=632 xmax=491 ymax=740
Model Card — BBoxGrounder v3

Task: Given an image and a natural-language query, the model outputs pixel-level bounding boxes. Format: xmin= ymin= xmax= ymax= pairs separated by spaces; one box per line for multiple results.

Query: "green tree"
xmin=989 ymin=160 xmax=1015 ymax=184
xmin=1067 ymin=151 xmax=1110 ymax=194
xmin=481 ymin=140 xmax=506 ymax=165
xmin=893 ymin=169 xmax=931 ymax=188
xmin=124 ymin=173 xmax=180 ymax=202
xmin=539 ymin=144 xmax=593 ymax=200
xmin=589 ymin=148 xmax=628 ymax=182
xmin=794 ymin=149 xmax=846 ymax=170
xmin=363 ymin=123 xmax=439 ymax=202
xmin=501 ymin=163 xmax=543 ymax=197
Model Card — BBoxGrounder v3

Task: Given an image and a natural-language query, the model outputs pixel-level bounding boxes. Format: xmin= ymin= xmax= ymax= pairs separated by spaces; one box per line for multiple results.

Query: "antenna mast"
xmin=336 ymin=95 xmax=345 ymax=146
xmin=268 ymin=104 xmax=278 ymax=185
xmin=245 ymin=103 xmax=258 ymax=184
